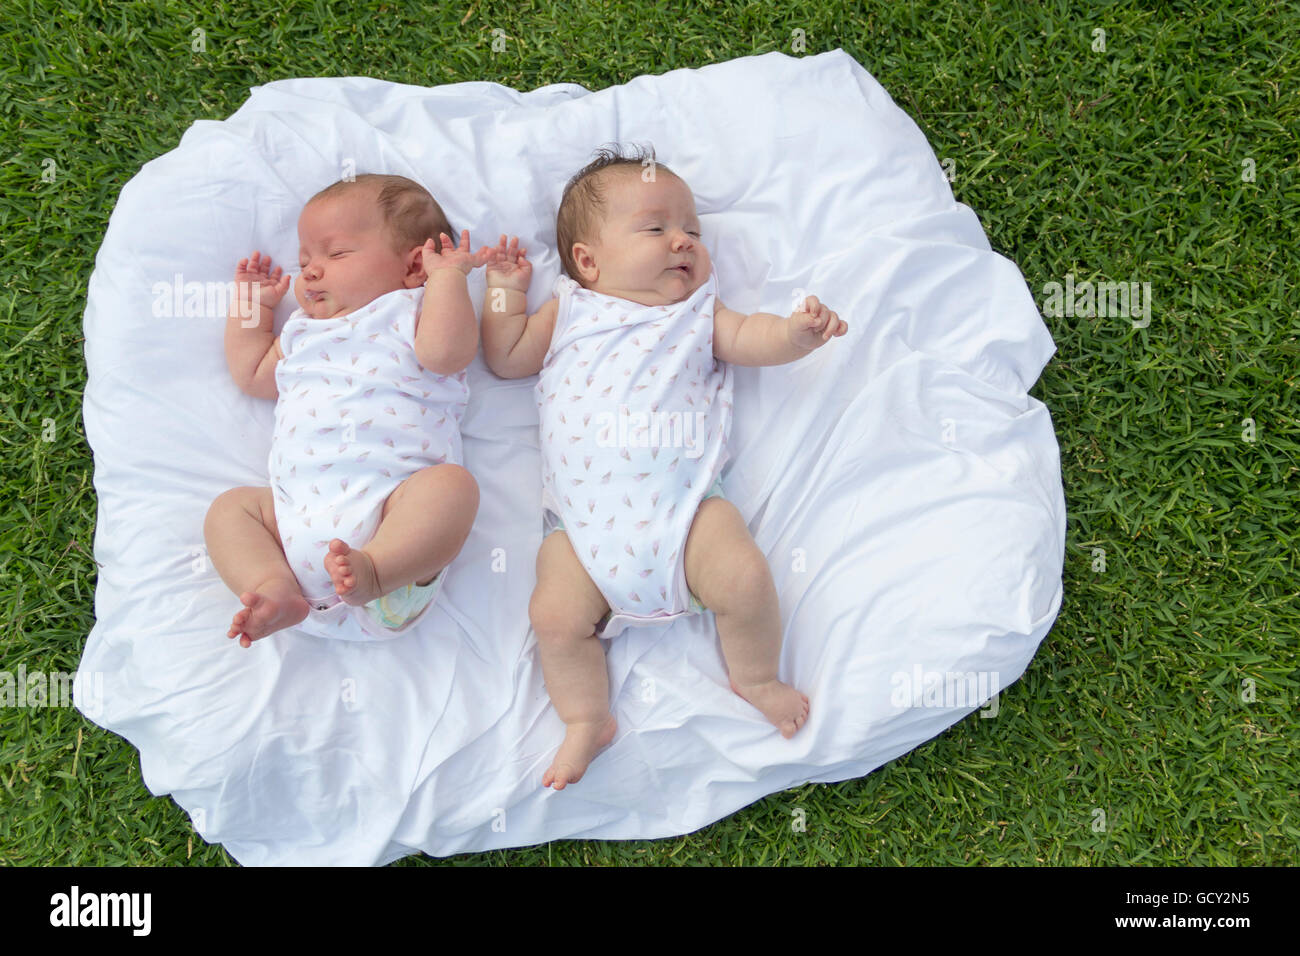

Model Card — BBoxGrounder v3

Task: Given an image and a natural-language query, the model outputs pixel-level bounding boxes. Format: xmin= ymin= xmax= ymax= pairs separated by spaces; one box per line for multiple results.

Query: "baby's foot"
xmin=324 ymin=539 xmax=383 ymax=606
xmin=229 ymin=579 xmax=309 ymax=648
xmin=543 ymin=715 xmax=618 ymax=790
xmin=730 ymin=678 xmax=810 ymax=738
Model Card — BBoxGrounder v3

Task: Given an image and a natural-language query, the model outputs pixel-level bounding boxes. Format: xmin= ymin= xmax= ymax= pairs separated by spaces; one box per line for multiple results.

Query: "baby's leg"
xmin=204 ymin=486 xmax=309 ymax=647
xmin=529 ymin=531 xmax=617 ymax=790
xmin=683 ymin=497 xmax=809 ymax=737
xmin=324 ymin=464 xmax=478 ymax=605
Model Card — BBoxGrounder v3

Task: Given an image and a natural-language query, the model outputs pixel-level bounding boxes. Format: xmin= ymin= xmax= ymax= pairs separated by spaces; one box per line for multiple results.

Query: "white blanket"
xmin=77 ymin=49 xmax=1065 ymax=865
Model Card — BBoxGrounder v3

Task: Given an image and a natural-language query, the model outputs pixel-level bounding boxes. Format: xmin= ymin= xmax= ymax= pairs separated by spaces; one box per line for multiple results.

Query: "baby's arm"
xmin=225 ymin=251 xmax=290 ymax=399
xmin=414 ymin=230 xmax=493 ymax=376
xmin=712 ymin=295 xmax=846 ymax=367
xmin=481 ymin=235 xmax=558 ymax=380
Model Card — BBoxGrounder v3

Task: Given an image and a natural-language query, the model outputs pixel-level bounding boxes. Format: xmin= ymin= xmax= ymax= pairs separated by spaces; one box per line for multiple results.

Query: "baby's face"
xmin=574 ymin=170 xmax=711 ymax=306
xmin=293 ymin=192 xmax=418 ymax=319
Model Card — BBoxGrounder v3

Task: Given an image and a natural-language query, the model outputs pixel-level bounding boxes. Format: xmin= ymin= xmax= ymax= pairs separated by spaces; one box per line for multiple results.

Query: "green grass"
xmin=1 ymin=0 xmax=1296 ymax=865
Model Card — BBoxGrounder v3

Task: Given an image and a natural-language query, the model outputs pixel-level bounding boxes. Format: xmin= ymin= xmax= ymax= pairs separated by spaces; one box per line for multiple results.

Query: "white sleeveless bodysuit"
xmin=270 ymin=286 xmax=468 ymax=641
xmin=536 ymin=271 xmax=734 ymax=637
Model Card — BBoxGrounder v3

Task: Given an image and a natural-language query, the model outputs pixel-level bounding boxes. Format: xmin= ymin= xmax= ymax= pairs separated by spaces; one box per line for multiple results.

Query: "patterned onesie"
xmin=536 ymin=270 xmax=734 ymax=637
xmin=270 ymin=286 xmax=468 ymax=641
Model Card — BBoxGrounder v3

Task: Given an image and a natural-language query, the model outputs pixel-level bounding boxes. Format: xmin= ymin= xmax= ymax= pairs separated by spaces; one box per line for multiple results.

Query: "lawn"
xmin=0 ymin=0 xmax=1295 ymax=865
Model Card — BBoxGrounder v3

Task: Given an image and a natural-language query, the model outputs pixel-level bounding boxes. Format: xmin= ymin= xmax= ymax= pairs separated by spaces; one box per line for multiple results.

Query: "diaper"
xmin=301 ymin=565 xmax=447 ymax=642
xmin=543 ymin=476 xmax=725 ymax=632
xmin=362 ymin=570 xmax=445 ymax=631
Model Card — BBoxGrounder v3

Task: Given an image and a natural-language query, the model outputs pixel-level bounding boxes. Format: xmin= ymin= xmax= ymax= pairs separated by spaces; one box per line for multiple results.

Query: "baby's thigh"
xmin=379 ymin=463 xmax=479 ymax=522
xmin=208 ymin=485 xmax=285 ymax=550
xmin=529 ymin=531 xmax=610 ymax=639
xmin=683 ymin=497 xmax=772 ymax=610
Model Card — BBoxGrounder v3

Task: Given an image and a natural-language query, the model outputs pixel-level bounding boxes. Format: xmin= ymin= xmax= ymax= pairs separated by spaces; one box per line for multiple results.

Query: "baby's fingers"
xmin=500 ymin=236 xmax=525 ymax=263
xmin=802 ymin=303 xmax=830 ymax=339
xmin=436 ymin=232 xmax=469 ymax=255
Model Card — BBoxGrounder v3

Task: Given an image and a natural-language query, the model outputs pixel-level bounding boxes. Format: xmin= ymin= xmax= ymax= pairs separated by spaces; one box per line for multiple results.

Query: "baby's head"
xmin=557 ymin=145 xmax=710 ymax=307
xmin=294 ymin=174 xmax=454 ymax=319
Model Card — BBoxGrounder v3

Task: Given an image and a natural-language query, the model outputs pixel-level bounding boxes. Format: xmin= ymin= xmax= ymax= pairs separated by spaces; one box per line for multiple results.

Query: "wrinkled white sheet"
xmin=77 ymin=49 xmax=1065 ymax=865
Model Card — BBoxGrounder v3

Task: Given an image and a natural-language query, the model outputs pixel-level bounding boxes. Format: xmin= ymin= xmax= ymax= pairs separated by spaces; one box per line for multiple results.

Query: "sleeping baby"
xmin=482 ymin=146 xmax=847 ymax=788
xmin=205 ymin=173 xmax=492 ymax=645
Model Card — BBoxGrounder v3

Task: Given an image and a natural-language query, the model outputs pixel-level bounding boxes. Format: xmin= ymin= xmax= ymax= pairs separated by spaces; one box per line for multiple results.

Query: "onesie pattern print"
xmin=536 ymin=270 xmax=734 ymax=637
xmin=269 ymin=286 xmax=468 ymax=641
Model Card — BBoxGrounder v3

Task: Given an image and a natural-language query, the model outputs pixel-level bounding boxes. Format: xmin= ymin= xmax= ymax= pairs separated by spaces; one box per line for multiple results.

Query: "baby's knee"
xmin=437 ymin=463 xmax=479 ymax=504
xmin=528 ymin=591 xmax=591 ymax=647
xmin=707 ymin=547 xmax=776 ymax=612
xmin=206 ymin=486 xmax=264 ymax=523
xmin=439 ymin=463 xmax=480 ymax=533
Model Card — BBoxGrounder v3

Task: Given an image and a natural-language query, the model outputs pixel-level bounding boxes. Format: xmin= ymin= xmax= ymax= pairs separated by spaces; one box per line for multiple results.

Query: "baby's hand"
xmin=422 ymin=229 xmax=496 ymax=277
xmin=484 ymin=234 xmax=532 ymax=292
xmin=788 ymin=295 xmax=847 ymax=352
xmin=233 ymin=251 xmax=291 ymax=321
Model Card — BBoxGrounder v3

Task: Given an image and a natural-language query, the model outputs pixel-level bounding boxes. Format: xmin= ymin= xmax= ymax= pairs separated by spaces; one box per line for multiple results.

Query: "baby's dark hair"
xmin=308 ymin=173 xmax=454 ymax=256
xmin=556 ymin=144 xmax=678 ymax=283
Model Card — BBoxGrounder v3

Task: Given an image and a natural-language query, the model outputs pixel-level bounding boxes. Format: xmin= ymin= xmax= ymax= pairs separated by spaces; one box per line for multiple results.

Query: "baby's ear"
xmin=404 ymin=244 xmax=430 ymax=287
xmin=571 ymin=242 xmax=599 ymax=283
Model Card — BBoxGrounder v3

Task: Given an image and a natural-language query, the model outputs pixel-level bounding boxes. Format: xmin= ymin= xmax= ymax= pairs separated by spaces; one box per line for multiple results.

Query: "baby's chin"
xmin=591 ymin=274 xmax=705 ymax=307
xmin=298 ymin=296 xmax=357 ymax=320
